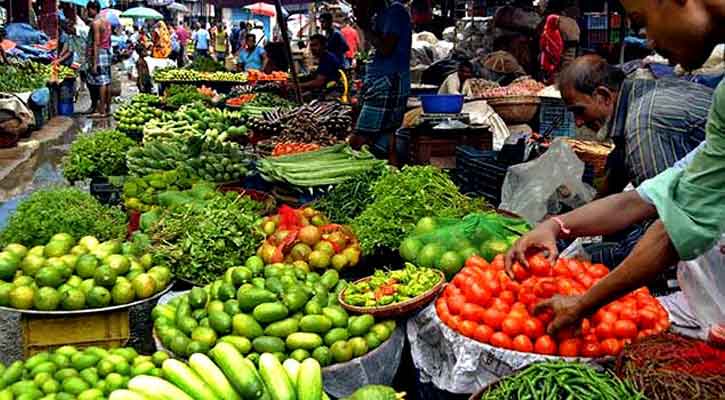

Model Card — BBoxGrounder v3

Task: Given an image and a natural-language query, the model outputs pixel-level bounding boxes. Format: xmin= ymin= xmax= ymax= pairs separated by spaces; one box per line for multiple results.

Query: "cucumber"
xmin=282 ymin=359 xmax=301 ymax=388
xmin=162 ymin=359 xmax=221 ymax=400
xmin=258 ymin=353 xmax=296 ymax=400
xmin=109 ymin=389 xmax=151 ymax=400
xmin=127 ymin=375 xmax=194 ymax=400
xmin=188 ymin=354 xmax=241 ymax=400
xmin=297 ymin=359 xmax=323 ymax=400
xmin=210 ymin=343 xmax=268 ymax=400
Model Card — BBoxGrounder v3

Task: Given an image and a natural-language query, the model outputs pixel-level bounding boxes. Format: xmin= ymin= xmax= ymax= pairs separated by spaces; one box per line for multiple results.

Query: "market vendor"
xmin=319 ymin=12 xmax=349 ymax=68
xmin=556 ymin=54 xmax=711 ymax=266
xmin=238 ymin=33 xmax=267 ymax=72
xmin=298 ymin=34 xmax=342 ymax=99
xmin=348 ymin=0 xmax=412 ymax=155
xmin=438 ymin=60 xmax=474 ymax=95
xmin=505 ymin=0 xmax=725 ymax=338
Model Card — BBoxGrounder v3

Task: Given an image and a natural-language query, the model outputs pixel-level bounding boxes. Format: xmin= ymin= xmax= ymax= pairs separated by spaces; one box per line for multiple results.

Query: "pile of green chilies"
xmin=480 ymin=361 xmax=644 ymax=400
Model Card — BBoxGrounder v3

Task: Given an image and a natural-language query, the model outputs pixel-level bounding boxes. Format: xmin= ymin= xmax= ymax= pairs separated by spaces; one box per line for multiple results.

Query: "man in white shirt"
xmin=438 ymin=60 xmax=474 ymax=95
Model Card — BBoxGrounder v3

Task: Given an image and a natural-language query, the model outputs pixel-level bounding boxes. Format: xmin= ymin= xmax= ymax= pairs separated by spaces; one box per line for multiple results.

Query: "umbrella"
xmin=167 ymin=3 xmax=189 ymax=13
xmin=99 ymin=8 xmax=122 ymax=27
xmin=59 ymin=0 xmax=110 ymax=7
xmin=244 ymin=2 xmax=276 ymax=17
xmin=121 ymin=7 xmax=164 ymax=19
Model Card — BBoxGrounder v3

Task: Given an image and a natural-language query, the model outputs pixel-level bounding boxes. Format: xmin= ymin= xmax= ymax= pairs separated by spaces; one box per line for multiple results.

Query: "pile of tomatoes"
xmin=435 ymin=254 xmax=670 ymax=357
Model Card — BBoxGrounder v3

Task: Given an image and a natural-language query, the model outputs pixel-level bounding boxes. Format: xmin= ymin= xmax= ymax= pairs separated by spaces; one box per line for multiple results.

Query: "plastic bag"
xmin=399 ymin=212 xmax=530 ymax=269
xmin=499 ymin=138 xmax=596 ymax=224
xmin=677 ymin=236 xmax=725 ymax=341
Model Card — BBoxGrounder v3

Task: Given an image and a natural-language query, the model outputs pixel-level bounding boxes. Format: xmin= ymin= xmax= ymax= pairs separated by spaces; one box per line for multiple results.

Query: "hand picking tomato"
xmin=437 ymin=254 xmax=670 ymax=357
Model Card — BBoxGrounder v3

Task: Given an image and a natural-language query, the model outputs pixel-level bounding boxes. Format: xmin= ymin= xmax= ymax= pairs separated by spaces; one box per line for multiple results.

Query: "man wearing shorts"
xmin=85 ymin=0 xmax=112 ymax=118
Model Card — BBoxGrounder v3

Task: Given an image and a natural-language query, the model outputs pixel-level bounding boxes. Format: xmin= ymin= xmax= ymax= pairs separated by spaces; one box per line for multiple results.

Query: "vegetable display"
xmin=61 ymin=130 xmax=137 ymax=182
xmin=257 ymin=206 xmax=361 ymax=270
xmin=113 ymin=96 xmax=164 ymax=138
xmin=0 ymin=188 xmax=127 ymax=248
xmin=147 ymin=191 xmax=263 ymax=284
xmin=398 ymin=213 xmax=529 ymax=278
xmin=350 ymin=166 xmax=486 ymax=254
xmin=436 ymin=254 xmax=669 ymax=357
xmin=478 ymin=361 xmax=644 ymax=400
xmin=250 ymin=101 xmax=352 ymax=145
xmin=0 ymin=234 xmax=172 ymax=311
xmin=0 ymin=60 xmax=74 ymax=92
xmin=164 ymin=85 xmax=210 ymax=109
xmin=122 ymin=170 xmax=195 ymax=213
xmin=258 ymin=145 xmax=386 ymax=187
xmin=153 ymin=260 xmax=397 ymax=366
xmin=0 ymin=346 xmax=170 ymax=399
xmin=226 ymin=94 xmax=257 ymax=108
xmin=473 ymin=78 xmax=545 ymax=98
xmin=272 ymin=143 xmax=321 ymax=156
xmin=188 ymin=56 xmax=225 ymax=72
xmin=142 ymin=103 xmax=248 ymax=143
xmin=154 ymin=68 xmax=247 ymax=82
xmin=343 ymin=263 xmax=442 ymax=307
xmin=616 ymin=332 xmax=725 ymax=400
xmin=314 ymin=168 xmax=388 ymax=226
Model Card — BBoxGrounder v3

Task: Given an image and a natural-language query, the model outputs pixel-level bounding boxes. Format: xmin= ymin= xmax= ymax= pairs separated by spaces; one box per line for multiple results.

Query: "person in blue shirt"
xmin=349 ymin=0 xmax=412 ymax=156
xmin=319 ymin=12 xmax=349 ymax=68
xmin=299 ymin=34 xmax=342 ymax=98
xmin=238 ymin=33 xmax=267 ymax=71
xmin=192 ymin=22 xmax=210 ymax=59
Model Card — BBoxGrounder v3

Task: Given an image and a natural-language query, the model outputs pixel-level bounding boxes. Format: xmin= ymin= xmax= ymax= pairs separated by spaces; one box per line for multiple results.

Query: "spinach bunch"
xmin=148 ymin=192 xmax=264 ymax=284
xmin=351 ymin=166 xmax=487 ymax=254
xmin=62 ymin=130 xmax=137 ymax=182
xmin=315 ymin=167 xmax=389 ymax=224
xmin=0 ymin=187 xmax=127 ymax=247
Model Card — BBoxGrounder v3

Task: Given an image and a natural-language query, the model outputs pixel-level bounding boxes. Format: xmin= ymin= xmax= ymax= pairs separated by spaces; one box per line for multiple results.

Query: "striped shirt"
xmin=606 ymin=79 xmax=712 ymax=192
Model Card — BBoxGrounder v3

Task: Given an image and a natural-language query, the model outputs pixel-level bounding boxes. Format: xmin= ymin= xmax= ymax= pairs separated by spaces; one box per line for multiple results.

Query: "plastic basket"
xmin=58 ymin=100 xmax=74 ymax=116
xmin=90 ymin=178 xmax=123 ymax=205
xmin=539 ymin=97 xmax=575 ymax=137
xmin=419 ymin=94 xmax=464 ymax=114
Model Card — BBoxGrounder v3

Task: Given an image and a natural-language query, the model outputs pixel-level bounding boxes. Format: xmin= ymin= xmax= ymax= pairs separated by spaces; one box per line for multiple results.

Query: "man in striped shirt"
xmin=557 ymin=55 xmax=712 ymax=267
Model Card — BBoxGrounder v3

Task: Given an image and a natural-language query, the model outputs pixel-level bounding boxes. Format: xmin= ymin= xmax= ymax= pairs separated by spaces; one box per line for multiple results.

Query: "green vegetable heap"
xmin=188 ymin=56 xmax=225 ymax=72
xmin=479 ymin=361 xmax=644 ymax=400
xmin=0 ymin=233 xmax=172 ymax=311
xmin=0 ymin=188 xmax=127 ymax=248
xmin=315 ymin=167 xmax=389 ymax=225
xmin=0 ymin=60 xmax=74 ymax=92
xmin=122 ymin=169 xmax=195 ymax=212
xmin=147 ymin=191 xmax=264 ymax=284
xmin=113 ymin=95 xmax=164 ymax=138
xmin=153 ymin=260 xmax=397 ymax=367
xmin=0 ymin=346 xmax=170 ymax=399
xmin=61 ymin=130 xmax=137 ymax=182
xmin=343 ymin=263 xmax=441 ymax=307
xmin=164 ymin=85 xmax=209 ymax=109
xmin=154 ymin=68 xmax=247 ymax=82
xmin=143 ymin=102 xmax=248 ymax=143
xmin=351 ymin=166 xmax=487 ymax=254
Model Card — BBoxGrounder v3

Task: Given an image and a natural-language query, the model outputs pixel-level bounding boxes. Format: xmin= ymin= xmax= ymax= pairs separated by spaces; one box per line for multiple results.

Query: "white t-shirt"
xmin=438 ymin=72 xmax=471 ymax=95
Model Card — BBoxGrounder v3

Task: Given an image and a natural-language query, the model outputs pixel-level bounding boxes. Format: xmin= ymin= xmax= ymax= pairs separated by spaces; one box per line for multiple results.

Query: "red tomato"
xmin=482 ymin=308 xmax=506 ymax=330
xmin=511 ymin=302 xmax=528 ymax=312
xmin=566 ymin=259 xmax=585 ymax=277
xmin=557 ymin=279 xmax=576 ymax=295
xmin=499 ymin=290 xmax=516 ymax=305
xmin=465 ymin=255 xmax=489 ymax=269
xmin=580 ymin=318 xmax=592 ymax=335
xmin=582 ymin=333 xmax=598 ymax=344
xmin=461 ymin=303 xmax=485 ymax=322
xmin=473 ymin=324 xmax=494 ymax=343
xmin=511 ymin=263 xmax=530 ymax=281
xmin=558 ymin=338 xmax=581 ymax=357
xmin=534 ymin=335 xmax=557 ymax=355
xmin=512 ymin=334 xmax=534 ymax=353
xmin=444 ymin=284 xmax=461 ymax=298
xmin=491 ymin=255 xmax=505 ymax=270
xmin=435 ymin=298 xmax=449 ymax=316
xmin=459 ymin=320 xmax=477 ymax=337
xmin=595 ymin=322 xmax=615 ymax=340
xmin=581 ymin=341 xmax=601 ymax=358
xmin=519 ymin=291 xmax=538 ymax=306
xmin=614 ymin=320 xmax=638 ymax=339
xmin=528 ymin=254 xmax=552 ymax=277
xmin=575 ymin=274 xmax=594 ymax=289
xmin=593 ymin=310 xmax=618 ymax=326
xmin=448 ymin=315 xmax=462 ymax=331
xmin=484 ymin=278 xmax=501 ymax=296
xmin=447 ymin=294 xmax=466 ymax=315
xmin=501 ymin=317 xmax=524 ymax=337
xmin=555 ymin=327 xmax=576 ymax=342
xmin=490 ymin=298 xmax=511 ymax=314
xmin=522 ymin=318 xmax=545 ymax=339
xmin=533 ymin=279 xmax=558 ymax=299
xmin=600 ymin=338 xmax=622 ymax=356
xmin=618 ymin=307 xmax=638 ymax=322
xmin=481 ymin=269 xmax=497 ymax=283
xmin=508 ymin=308 xmax=529 ymax=320
xmin=588 ymin=263 xmax=609 ymax=278
xmin=636 ymin=308 xmax=657 ymax=329
xmin=452 ymin=274 xmax=468 ymax=289
xmin=489 ymin=332 xmax=513 ymax=349
xmin=552 ymin=260 xmax=571 ymax=278
xmin=467 ymin=283 xmax=492 ymax=306
xmin=534 ymin=308 xmax=555 ymax=326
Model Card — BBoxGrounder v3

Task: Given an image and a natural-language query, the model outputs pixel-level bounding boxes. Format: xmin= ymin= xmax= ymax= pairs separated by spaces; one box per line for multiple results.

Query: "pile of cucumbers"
xmin=0 ymin=345 xmax=170 ymax=399
xmin=152 ymin=258 xmax=396 ymax=367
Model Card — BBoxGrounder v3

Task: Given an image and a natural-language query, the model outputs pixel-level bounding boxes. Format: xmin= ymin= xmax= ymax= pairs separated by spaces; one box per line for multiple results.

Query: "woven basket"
xmin=562 ymin=138 xmax=614 ymax=177
xmin=338 ymin=270 xmax=446 ymax=318
xmin=486 ymin=96 xmax=540 ymax=124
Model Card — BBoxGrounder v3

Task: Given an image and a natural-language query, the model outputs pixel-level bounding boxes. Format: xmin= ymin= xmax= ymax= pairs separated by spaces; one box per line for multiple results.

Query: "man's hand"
xmin=347 ymin=133 xmax=369 ymax=150
xmin=534 ymin=294 xmax=586 ymax=335
xmin=505 ymin=219 xmax=560 ymax=278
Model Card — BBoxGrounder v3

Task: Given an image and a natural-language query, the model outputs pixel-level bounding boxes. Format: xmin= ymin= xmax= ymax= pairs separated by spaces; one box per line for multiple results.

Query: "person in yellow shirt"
xmin=152 ymin=21 xmax=171 ymax=58
xmin=213 ymin=20 xmax=229 ymax=62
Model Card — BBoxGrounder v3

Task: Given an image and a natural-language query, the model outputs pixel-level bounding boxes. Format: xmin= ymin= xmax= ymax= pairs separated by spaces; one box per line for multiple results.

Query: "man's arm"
xmin=92 ymin=21 xmax=100 ymax=72
xmin=299 ymin=74 xmax=327 ymax=91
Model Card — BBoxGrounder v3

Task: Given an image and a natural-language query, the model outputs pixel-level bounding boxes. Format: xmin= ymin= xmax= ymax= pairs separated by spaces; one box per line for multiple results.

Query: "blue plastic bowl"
xmin=419 ymin=94 xmax=464 ymax=114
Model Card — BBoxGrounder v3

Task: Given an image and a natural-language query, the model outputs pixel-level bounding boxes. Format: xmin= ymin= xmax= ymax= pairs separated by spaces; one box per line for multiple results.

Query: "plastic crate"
xmin=454 ymin=146 xmax=510 ymax=206
xmin=90 ymin=178 xmax=123 ymax=206
xmin=584 ymin=13 xmax=608 ymax=30
xmin=539 ymin=97 xmax=576 ymax=137
xmin=586 ymin=30 xmax=609 ymax=47
xmin=21 ymin=310 xmax=130 ymax=356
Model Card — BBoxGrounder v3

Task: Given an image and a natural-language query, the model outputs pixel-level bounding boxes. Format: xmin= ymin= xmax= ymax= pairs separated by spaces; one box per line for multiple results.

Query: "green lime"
xmin=93 ymin=265 xmax=117 ymax=287
xmin=28 ymin=245 xmax=45 ymax=257
xmin=66 ymin=276 xmax=82 ymax=288
xmin=436 ymin=251 xmax=464 ymax=279
xmin=9 ymin=285 xmax=35 ymax=309
xmin=416 ymin=243 xmax=443 ymax=268
xmin=96 ymin=360 xmax=114 ymax=377
xmin=35 ymin=267 xmax=64 ymax=288
xmin=147 ymin=266 xmax=171 ymax=289
xmin=4 ymin=243 xmax=28 ymax=259
xmin=114 ymin=360 xmax=131 ymax=376
xmin=50 ymin=233 xmax=74 ymax=246
xmin=151 ymin=351 xmax=169 ymax=367
xmin=139 ymin=254 xmax=153 ymax=270
xmin=61 ymin=288 xmax=86 ymax=310
xmin=111 ymin=280 xmax=135 ymax=305
xmin=0 ymin=282 xmax=15 ymax=306
xmin=105 ymin=255 xmax=130 ymax=276
xmin=131 ymin=273 xmax=157 ymax=299
xmin=44 ymin=241 xmax=70 ymax=258
xmin=245 ymin=256 xmax=264 ymax=274
xmin=41 ymin=378 xmax=60 ymax=394
xmin=21 ymin=254 xmax=46 ymax=276
xmin=0 ymin=252 xmax=19 ymax=280
xmin=75 ymin=255 xmax=99 ymax=279
xmin=79 ymin=279 xmax=96 ymax=295
xmin=34 ymin=287 xmax=61 ymax=311
xmin=191 ymin=326 xmax=218 ymax=348
xmin=104 ymin=373 xmax=124 ymax=392
xmin=399 ymin=238 xmax=424 ymax=262
xmin=86 ymin=287 xmax=112 ymax=308
xmin=415 ymin=217 xmax=437 ymax=235
xmin=78 ymin=236 xmax=100 ymax=252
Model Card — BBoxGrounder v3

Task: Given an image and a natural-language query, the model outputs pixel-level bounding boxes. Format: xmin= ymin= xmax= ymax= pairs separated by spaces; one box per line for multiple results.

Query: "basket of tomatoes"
xmin=435 ymin=254 xmax=670 ymax=358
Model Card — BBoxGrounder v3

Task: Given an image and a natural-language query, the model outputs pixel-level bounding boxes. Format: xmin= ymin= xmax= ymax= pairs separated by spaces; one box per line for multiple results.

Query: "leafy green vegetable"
xmin=61 ymin=129 xmax=137 ymax=182
xmin=351 ymin=166 xmax=487 ymax=254
xmin=0 ymin=187 xmax=127 ymax=247
xmin=165 ymin=86 xmax=209 ymax=108
xmin=315 ymin=167 xmax=389 ymax=224
xmin=148 ymin=191 xmax=264 ymax=284
xmin=188 ymin=56 xmax=225 ymax=72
